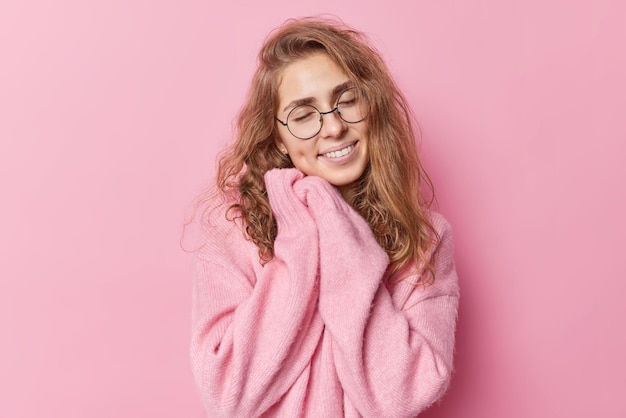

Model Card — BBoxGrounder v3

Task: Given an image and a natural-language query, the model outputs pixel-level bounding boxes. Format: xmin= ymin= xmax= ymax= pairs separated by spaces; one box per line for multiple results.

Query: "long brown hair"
xmin=197 ymin=17 xmax=438 ymax=283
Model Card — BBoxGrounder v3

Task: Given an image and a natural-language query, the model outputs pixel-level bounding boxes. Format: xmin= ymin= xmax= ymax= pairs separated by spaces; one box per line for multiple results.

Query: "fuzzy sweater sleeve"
xmin=294 ymin=176 xmax=460 ymax=418
xmin=190 ymin=169 xmax=324 ymax=417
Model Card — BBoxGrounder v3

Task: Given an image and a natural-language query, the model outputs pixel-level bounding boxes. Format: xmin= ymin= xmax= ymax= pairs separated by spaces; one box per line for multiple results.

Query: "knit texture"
xmin=190 ymin=168 xmax=460 ymax=417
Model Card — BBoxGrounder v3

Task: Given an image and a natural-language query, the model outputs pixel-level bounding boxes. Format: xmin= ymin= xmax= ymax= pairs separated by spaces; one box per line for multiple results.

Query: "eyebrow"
xmin=281 ymin=81 xmax=353 ymax=113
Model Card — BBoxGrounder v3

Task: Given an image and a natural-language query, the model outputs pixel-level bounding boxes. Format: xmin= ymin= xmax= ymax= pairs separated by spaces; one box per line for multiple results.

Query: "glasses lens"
xmin=286 ymin=105 xmax=321 ymax=139
xmin=337 ymin=88 xmax=368 ymax=123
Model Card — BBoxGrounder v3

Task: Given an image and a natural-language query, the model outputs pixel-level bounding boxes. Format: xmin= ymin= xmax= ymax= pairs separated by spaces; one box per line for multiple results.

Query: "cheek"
xmin=288 ymin=145 xmax=318 ymax=174
xmin=292 ymin=147 xmax=311 ymax=158
xmin=279 ymin=132 xmax=307 ymax=155
xmin=286 ymin=141 xmax=315 ymax=158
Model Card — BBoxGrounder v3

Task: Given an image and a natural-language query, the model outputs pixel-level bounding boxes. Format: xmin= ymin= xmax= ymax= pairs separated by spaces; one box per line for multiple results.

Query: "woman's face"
xmin=275 ymin=52 xmax=369 ymax=190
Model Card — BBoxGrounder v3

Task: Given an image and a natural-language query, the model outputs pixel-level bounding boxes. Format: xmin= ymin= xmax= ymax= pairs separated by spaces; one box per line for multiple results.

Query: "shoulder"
xmin=196 ymin=190 xmax=256 ymax=265
xmin=427 ymin=211 xmax=454 ymax=258
xmin=388 ymin=210 xmax=459 ymax=308
xmin=427 ymin=211 xmax=459 ymax=294
xmin=427 ymin=211 xmax=453 ymax=240
xmin=198 ymin=190 xmax=238 ymax=237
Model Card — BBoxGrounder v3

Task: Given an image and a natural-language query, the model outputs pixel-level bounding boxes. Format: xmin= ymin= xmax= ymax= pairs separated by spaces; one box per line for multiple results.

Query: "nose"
xmin=318 ymin=107 xmax=346 ymax=138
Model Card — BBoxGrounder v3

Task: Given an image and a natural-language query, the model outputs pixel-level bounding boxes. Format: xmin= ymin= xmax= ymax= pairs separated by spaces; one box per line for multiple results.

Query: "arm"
xmin=190 ymin=169 xmax=323 ymax=417
xmin=295 ymin=176 xmax=459 ymax=418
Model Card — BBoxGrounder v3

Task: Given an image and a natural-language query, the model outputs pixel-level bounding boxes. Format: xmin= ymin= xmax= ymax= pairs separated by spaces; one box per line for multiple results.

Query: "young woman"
xmin=190 ymin=17 xmax=459 ymax=417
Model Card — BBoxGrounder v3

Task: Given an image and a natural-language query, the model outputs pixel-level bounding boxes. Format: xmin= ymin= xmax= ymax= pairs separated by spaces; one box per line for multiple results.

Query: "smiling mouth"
xmin=322 ymin=144 xmax=355 ymax=159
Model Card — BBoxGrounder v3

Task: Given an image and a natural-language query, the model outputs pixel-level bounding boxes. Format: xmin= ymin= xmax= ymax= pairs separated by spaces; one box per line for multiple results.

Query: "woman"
xmin=190 ymin=17 xmax=459 ymax=417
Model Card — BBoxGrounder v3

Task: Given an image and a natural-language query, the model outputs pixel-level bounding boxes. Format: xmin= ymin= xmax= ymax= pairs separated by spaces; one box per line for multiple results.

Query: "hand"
xmin=294 ymin=175 xmax=388 ymax=264
xmin=264 ymin=168 xmax=304 ymax=193
xmin=292 ymin=175 xmax=345 ymax=212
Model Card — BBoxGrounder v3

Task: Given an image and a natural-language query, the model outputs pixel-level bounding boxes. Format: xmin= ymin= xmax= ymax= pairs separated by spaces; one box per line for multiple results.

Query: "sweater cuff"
xmin=264 ymin=168 xmax=315 ymax=231
xmin=292 ymin=176 xmax=352 ymax=213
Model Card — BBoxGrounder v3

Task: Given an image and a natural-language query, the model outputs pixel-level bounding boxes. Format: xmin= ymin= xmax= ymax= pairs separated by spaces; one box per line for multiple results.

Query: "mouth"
xmin=320 ymin=142 xmax=356 ymax=159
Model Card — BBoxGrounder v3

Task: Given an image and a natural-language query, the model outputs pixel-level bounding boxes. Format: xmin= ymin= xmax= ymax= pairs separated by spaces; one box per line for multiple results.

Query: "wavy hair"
xmin=197 ymin=17 xmax=438 ymax=283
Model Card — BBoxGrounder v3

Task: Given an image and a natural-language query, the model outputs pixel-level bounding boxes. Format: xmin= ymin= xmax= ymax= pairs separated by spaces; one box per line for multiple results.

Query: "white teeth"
xmin=324 ymin=145 xmax=354 ymax=158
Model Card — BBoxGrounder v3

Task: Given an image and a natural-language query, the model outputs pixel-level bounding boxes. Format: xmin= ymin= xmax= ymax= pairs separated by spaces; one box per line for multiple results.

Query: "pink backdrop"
xmin=1 ymin=1 xmax=625 ymax=417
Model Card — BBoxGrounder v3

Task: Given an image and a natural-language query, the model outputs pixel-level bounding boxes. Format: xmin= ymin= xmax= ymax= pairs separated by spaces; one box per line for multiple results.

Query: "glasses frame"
xmin=275 ymin=87 xmax=368 ymax=140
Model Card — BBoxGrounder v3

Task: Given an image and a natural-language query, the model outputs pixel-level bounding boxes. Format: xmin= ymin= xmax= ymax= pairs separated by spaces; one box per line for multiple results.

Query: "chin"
xmin=324 ymin=169 xmax=366 ymax=188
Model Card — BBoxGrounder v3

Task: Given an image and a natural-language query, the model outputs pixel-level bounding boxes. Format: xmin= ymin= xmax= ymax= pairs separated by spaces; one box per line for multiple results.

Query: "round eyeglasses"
xmin=275 ymin=87 xmax=369 ymax=140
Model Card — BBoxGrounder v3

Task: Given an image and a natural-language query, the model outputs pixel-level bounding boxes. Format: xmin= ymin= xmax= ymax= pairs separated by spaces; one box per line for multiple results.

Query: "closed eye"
xmin=292 ymin=110 xmax=317 ymax=123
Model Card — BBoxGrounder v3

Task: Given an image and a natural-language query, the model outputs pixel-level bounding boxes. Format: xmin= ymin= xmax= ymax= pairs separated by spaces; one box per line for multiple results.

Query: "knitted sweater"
xmin=190 ymin=168 xmax=459 ymax=417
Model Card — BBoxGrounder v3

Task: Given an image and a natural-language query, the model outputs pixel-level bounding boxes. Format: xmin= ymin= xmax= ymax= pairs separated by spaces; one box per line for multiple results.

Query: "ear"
xmin=275 ymin=140 xmax=289 ymax=155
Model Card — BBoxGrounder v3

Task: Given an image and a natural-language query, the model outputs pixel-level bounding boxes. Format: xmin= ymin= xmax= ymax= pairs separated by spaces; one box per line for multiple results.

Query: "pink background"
xmin=1 ymin=0 xmax=624 ymax=417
